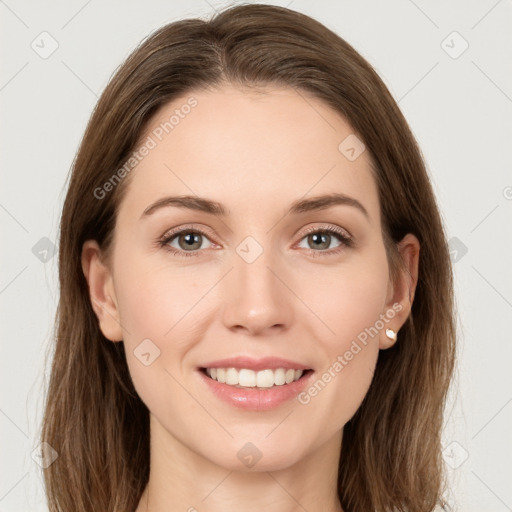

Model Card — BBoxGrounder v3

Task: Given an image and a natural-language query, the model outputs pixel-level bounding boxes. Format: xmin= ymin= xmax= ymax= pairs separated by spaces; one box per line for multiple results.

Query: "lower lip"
xmin=197 ymin=369 xmax=314 ymax=411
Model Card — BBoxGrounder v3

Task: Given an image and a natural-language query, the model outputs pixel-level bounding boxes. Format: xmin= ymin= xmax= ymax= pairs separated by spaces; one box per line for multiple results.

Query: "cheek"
xmin=300 ymin=342 xmax=379 ymax=434
xmin=113 ymin=250 xmax=206 ymax=341
xmin=295 ymin=249 xmax=389 ymax=424
xmin=111 ymin=252 xmax=214 ymax=411
xmin=301 ymin=249 xmax=390 ymax=351
xmin=329 ymin=266 xmax=388 ymax=341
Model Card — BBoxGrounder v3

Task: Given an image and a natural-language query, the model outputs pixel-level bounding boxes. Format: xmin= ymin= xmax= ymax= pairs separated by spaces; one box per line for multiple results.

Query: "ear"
xmin=81 ymin=240 xmax=123 ymax=342
xmin=379 ymin=233 xmax=420 ymax=349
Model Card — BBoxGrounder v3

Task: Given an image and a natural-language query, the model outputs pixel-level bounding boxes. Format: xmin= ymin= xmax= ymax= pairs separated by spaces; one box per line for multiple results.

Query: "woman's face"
xmin=84 ymin=84 xmax=413 ymax=471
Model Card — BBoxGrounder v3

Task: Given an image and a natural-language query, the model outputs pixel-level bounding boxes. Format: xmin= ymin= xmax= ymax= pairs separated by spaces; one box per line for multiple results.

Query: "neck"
xmin=136 ymin=414 xmax=344 ymax=512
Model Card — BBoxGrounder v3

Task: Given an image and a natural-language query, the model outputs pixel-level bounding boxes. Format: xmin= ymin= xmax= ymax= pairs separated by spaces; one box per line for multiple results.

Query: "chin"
xmin=203 ymin=435 xmax=310 ymax=473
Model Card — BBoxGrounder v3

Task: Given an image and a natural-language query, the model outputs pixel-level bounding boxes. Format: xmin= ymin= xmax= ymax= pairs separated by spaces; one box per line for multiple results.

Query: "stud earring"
xmin=385 ymin=328 xmax=397 ymax=341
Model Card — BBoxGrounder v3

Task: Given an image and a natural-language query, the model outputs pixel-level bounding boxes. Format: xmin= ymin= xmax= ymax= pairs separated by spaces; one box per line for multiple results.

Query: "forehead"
xmin=119 ymin=84 xmax=379 ymax=222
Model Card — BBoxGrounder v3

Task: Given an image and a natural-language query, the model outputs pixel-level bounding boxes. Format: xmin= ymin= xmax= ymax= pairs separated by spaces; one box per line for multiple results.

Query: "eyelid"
xmin=296 ymin=223 xmax=353 ymax=241
xmin=159 ymin=223 xmax=351 ymax=243
xmin=291 ymin=223 xmax=354 ymax=254
xmin=158 ymin=222 xmax=354 ymax=257
xmin=159 ymin=223 xmax=220 ymax=244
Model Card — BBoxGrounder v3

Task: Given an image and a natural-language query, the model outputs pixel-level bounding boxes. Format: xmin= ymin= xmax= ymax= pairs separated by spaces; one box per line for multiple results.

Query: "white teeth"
xmin=204 ymin=367 xmax=307 ymax=388
xmin=216 ymin=368 xmax=226 ymax=383
xmin=274 ymin=368 xmax=286 ymax=386
xmin=256 ymin=369 xmax=274 ymax=388
xmin=239 ymin=369 xmax=256 ymax=387
xmin=226 ymin=368 xmax=238 ymax=385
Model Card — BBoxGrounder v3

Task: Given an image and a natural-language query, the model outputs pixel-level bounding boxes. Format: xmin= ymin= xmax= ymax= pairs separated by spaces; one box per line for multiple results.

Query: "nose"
xmin=221 ymin=245 xmax=294 ymax=337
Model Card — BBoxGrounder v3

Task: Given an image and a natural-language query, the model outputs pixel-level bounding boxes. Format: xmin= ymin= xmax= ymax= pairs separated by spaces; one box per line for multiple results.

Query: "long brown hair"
xmin=40 ymin=4 xmax=456 ymax=511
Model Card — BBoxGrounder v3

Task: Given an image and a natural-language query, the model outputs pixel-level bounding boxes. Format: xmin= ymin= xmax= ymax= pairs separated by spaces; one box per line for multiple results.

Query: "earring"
xmin=385 ymin=328 xmax=397 ymax=341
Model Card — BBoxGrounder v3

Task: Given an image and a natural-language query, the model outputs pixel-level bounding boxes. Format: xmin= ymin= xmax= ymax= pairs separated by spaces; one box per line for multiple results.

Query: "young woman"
xmin=40 ymin=4 xmax=456 ymax=511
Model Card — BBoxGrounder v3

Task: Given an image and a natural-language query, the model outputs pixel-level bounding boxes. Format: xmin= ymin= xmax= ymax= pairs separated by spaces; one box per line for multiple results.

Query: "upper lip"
xmin=199 ymin=356 xmax=311 ymax=371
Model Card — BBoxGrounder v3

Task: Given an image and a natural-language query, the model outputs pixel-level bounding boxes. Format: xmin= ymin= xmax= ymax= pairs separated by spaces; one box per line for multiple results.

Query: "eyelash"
xmin=157 ymin=224 xmax=353 ymax=259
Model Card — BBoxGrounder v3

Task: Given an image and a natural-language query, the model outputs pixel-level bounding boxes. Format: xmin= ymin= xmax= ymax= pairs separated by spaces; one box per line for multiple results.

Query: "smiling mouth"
xmin=199 ymin=367 xmax=313 ymax=389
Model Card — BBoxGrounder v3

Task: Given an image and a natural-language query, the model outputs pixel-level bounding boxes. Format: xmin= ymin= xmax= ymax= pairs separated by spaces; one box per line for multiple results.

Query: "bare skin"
xmin=81 ymin=84 xmax=419 ymax=512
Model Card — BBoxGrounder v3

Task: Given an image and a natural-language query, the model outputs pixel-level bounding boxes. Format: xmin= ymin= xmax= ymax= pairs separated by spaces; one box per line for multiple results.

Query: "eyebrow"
xmin=140 ymin=192 xmax=369 ymax=220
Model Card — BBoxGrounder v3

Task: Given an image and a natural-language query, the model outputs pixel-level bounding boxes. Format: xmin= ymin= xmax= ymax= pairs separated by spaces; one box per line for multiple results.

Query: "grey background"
xmin=1 ymin=1 xmax=511 ymax=510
